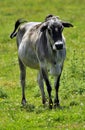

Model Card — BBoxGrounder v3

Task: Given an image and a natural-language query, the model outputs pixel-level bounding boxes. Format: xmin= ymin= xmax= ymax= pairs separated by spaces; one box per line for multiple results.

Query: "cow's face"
xmin=47 ymin=19 xmax=64 ymax=50
xmin=41 ymin=16 xmax=73 ymax=50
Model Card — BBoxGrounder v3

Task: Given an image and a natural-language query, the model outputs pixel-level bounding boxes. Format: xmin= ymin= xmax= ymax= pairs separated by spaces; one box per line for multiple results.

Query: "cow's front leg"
xmin=18 ymin=58 xmax=26 ymax=105
xmin=41 ymin=68 xmax=53 ymax=109
xmin=54 ymin=75 xmax=61 ymax=108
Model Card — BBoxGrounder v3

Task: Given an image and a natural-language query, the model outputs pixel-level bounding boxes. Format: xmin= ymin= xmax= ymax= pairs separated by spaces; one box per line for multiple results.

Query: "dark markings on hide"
xmin=29 ymin=23 xmax=42 ymax=35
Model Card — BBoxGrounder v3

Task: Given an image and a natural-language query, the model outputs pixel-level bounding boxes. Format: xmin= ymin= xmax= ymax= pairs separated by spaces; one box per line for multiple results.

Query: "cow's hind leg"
xmin=54 ymin=75 xmax=61 ymax=108
xmin=37 ymin=71 xmax=46 ymax=104
xmin=18 ymin=58 xmax=26 ymax=105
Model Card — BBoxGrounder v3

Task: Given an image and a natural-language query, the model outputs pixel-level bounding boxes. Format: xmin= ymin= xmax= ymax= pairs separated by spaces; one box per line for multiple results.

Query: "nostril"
xmin=55 ymin=44 xmax=63 ymax=50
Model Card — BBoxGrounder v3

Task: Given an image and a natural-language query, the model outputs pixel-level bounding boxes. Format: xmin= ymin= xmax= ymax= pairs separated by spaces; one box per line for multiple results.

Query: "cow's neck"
xmin=42 ymin=31 xmax=55 ymax=63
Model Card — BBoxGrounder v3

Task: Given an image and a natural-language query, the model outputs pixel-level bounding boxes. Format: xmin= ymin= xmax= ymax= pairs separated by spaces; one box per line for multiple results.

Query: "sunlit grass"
xmin=0 ymin=0 xmax=85 ymax=129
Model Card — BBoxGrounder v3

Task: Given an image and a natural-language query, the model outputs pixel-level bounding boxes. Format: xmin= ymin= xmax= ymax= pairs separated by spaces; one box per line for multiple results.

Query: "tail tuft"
xmin=10 ymin=19 xmax=27 ymax=39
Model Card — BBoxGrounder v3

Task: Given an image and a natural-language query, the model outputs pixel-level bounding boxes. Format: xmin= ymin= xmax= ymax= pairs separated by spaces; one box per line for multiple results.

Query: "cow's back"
xmin=17 ymin=22 xmax=41 ymax=46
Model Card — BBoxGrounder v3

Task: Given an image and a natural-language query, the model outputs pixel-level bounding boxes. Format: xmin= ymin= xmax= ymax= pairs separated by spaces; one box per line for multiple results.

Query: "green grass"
xmin=0 ymin=0 xmax=85 ymax=129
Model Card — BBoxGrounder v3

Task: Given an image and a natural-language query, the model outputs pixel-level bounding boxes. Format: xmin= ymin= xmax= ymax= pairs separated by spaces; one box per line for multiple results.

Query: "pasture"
xmin=0 ymin=0 xmax=85 ymax=129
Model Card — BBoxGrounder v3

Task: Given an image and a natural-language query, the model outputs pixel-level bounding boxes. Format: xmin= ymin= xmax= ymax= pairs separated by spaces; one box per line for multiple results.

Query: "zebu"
xmin=10 ymin=15 xmax=73 ymax=109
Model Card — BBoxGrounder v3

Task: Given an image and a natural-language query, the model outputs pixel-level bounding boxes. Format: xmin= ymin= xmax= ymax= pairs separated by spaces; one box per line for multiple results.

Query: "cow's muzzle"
xmin=53 ymin=42 xmax=63 ymax=50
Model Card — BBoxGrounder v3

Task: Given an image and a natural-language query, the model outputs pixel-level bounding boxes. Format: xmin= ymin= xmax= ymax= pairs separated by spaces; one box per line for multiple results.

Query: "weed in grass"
xmin=0 ymin=88 xmax=8 ymax=99
xmin=81 ymin=50 xmax=85 ymax=81
xmin=70 ymin=50 xmax=78 ymax=78
xmin=70 ymin=101 xmax=79 ymax=106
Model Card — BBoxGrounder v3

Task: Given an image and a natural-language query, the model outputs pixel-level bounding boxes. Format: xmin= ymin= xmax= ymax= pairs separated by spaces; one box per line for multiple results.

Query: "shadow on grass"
xmin=20 ymin=103 xmax=35 ymax=112
xmin=20 ymin=100 xmax=79 ymax=113
xmin=20 ymin=102 xmax=49 ymax=113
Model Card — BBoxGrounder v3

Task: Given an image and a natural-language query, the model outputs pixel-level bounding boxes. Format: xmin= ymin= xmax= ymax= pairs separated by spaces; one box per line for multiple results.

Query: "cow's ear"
xmin=62 ymin=22 xmax=73 ymax=27
xmin=40 ymin=24 xmax=48 ymax=32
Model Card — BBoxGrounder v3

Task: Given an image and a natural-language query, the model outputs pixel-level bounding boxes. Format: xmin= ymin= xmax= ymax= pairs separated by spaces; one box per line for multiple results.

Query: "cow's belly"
xmin=18 ymin=43 xmax=39 ymax=69
xmin=22 ymin=55 xmax=39 ymax=69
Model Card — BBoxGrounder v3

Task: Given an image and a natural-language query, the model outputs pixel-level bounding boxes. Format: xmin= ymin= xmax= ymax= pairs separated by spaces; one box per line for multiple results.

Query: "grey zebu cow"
xmin=10 ymin=15 xmax=73 ymax=109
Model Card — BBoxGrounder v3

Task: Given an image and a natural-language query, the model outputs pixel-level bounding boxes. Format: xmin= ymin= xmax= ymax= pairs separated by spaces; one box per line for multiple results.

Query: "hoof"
xmin=54 ymin=103 xmax=60 ymax=109
xmin=49 ymin=99 xmax=53 ymax=109
xmin=42 ymin=98 xmax=47 ymax=105
xmin=49 ymin=103 xmax=53 ymax=109
xmin=54 ymin=99 xmax=60 ymax=108
xmin=21 ymin=98 xmax=27 ymax=106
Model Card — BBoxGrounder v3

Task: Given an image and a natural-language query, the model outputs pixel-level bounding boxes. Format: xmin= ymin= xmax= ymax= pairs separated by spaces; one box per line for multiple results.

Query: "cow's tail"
xmin=10 ymin=19 xmax=27 ymax=39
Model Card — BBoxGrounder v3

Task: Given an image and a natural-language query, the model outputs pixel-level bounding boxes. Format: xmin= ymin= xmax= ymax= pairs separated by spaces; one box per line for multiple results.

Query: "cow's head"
xmin=40 ymin=15 xmax=73 ymax=50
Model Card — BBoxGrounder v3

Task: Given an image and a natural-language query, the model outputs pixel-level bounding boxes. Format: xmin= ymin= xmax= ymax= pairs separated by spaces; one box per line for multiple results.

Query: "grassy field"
xmin=0 ymin=0 xmax=85 ymax=129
